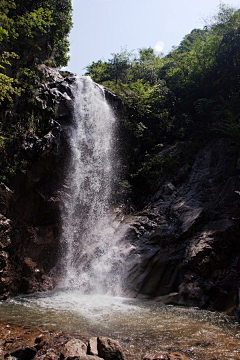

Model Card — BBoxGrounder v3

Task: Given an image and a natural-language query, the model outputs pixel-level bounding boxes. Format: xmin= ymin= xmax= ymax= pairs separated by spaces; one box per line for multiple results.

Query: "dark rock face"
xmin=125 ymin=138 xmax=240 ymax=318
xmin=0 ymin=65 xmax=76 ymax=299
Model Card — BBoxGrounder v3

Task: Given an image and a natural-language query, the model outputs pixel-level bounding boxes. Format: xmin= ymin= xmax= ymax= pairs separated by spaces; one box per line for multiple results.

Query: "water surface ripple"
xmin=0 ymin=291 xmax=239 ymax=360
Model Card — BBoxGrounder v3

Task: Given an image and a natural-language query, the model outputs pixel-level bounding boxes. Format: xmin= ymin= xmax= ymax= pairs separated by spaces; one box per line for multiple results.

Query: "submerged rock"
xmin=143 ymin=350 xmax=190 ymax=359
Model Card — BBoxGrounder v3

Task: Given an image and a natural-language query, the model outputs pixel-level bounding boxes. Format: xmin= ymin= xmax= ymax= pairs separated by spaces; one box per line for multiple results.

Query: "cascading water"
xmin=59 ymin=76 xmax=128 ymax=294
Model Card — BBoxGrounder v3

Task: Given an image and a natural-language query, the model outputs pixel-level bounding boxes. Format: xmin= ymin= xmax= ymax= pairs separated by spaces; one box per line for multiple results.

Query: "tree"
xmin=0 ymin=52 xmax=21 ymax=104
xmin=108 ymin=48 xmax=133 ymax=84
xmin=0 ymin=0 xmax=73 ymax=67
xmin=205 ymin=3 xmax=240 ymax=35
xmin=0 ymin=0 xmax=73 ymax=104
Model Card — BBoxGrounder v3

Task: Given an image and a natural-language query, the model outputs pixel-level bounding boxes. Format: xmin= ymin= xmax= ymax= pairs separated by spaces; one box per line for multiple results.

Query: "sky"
xmin=64 ymin=0 xmax=240 ymax=75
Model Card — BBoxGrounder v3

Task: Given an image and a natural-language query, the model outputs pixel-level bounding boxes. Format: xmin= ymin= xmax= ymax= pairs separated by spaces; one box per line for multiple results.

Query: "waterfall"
xmin=59 ymin=76 xmax=128 ymax=295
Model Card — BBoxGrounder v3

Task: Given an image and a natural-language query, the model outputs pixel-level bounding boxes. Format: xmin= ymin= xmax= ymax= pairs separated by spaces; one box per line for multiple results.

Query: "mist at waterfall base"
xmin=0 ymin=77 xmax=240 ymax=359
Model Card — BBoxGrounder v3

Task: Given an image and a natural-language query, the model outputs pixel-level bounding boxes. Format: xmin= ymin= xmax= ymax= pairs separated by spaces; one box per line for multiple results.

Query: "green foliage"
xmin=194 ymin=98 xmax=213 ymax=116
xmin=2 ymin=0 xmax=73 ymax=67
xmin=0 ymin=1 xmax=73 ymax=185
xmin=85 ymin=3 xmax=240 ymax=200
xmin=16 ymin=7 xmax=53 ymax=39
xmin=0 ymin=51 xmax=21 ymax=104
xmin=213 ymin=93 xmax=240 ymax=150
xmin=205 ymin=3 xmax=240 ymax=34
xmin=0 ymin=0 xmax=72 ymax=104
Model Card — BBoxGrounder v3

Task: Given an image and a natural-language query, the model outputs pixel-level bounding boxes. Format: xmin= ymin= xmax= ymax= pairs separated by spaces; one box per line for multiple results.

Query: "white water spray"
xmin=59 ymin=76 xmax=128 ymax=294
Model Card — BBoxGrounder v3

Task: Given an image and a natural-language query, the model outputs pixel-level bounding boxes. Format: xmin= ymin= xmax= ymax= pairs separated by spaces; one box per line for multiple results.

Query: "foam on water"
xmin=1 ymin=292 xmax=240 ymax=359
xmin=15 ymin=291 xmax=140 ymax=322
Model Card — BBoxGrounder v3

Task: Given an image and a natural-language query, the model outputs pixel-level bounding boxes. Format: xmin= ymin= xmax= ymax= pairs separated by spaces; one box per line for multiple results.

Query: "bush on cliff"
xmin=86 ymin=4 xmax=240 ymax=202
xmin=0 ymin=0 xmax=73 ymax=184
xmin=0 ymin=0 xmax=72 ymax=105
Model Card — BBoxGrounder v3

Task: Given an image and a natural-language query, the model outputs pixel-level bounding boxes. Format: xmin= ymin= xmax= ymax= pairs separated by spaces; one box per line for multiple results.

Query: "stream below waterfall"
xmin=0 ymin=292 xmax=240 ymax=360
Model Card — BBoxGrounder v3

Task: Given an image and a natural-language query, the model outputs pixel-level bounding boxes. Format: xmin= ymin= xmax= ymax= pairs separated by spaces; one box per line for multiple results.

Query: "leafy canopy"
xmin=85 ymin=4 xmax=240 ymax=195
xmin=0 ymin=0 xmax=72 ymax=104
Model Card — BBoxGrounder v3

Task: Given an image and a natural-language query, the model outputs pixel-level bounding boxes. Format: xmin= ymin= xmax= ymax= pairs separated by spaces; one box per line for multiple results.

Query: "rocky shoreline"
xmin=0 ymin=321 xmax=191 ymax=360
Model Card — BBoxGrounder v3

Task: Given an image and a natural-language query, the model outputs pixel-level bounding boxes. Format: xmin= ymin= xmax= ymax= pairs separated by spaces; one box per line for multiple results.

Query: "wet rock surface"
xmin=0 ymin=321 xmax=197 ymax=360
xmin=0 ymin=322 xmax=126 ymax=360
xmin=97 ymin=337 xmax=126 ymax=360
xmin=0 ymin=65 xmax=76 ymax=299
xmin=125 ymin=138 xmax=240 ymax=318
xmin=143 ymin=353 xmax=190 ymax=360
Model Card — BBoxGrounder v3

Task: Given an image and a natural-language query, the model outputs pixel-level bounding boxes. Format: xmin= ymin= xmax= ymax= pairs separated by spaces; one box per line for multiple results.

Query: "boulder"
xmin=60 ymin=339 xmax=87 ymax=359
xmin=97 ymin=337 xmax=126 ymax=360
xmin=34 ymin=352 xmax=59 ymax=359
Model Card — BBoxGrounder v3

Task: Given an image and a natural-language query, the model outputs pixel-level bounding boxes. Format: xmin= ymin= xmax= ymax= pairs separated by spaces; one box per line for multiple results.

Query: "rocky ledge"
xmin=0 ymin=322 xmax=191 ymax=360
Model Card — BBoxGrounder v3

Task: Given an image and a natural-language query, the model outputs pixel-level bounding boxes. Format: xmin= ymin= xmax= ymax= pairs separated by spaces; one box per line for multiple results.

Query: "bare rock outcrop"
xmin=125 ymin=138 xmax=240 ymax=318
xmin=0 ymin=66 xmax=76 ymax=299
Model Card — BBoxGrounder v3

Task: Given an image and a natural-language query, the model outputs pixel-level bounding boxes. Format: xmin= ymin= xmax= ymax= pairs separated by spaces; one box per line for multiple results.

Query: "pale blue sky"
xmin=65 ymin=0 xmax=240 ymax=75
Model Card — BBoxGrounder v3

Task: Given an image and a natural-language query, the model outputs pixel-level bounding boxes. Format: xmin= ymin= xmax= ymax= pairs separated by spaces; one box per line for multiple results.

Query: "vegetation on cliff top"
xmin=0 ymin=0 xmax=72 ymax=183
xmin=0 ymin=0 xmax=72 ymax=105
xmin=86 ymin=4 xmax=240 ymax=200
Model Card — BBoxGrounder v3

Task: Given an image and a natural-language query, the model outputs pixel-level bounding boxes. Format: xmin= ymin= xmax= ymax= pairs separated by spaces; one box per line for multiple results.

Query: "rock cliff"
xmin=124 ymin=138 xmax=240 ymax=318
xmin=0 ymin=65 xmax=75 ymax=298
